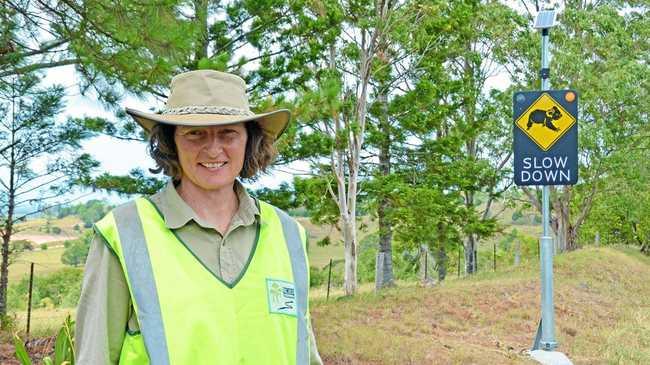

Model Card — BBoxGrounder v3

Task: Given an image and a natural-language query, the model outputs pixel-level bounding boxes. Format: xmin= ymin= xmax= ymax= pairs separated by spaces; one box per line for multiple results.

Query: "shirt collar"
xmin=155 ymin=180 xmax=259 ymax=230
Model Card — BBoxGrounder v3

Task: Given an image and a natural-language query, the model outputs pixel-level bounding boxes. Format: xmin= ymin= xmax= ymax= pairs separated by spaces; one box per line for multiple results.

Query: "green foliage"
xmin=87 ymin=169 xmax=166 ymax=196
xmin=7 ymin=268 xmax=83 ymax=311
xmin=14 ymin=315 xmax=75 ymax=365
xmin=309 ymin=234 xmax=420 ymax=288
xmin=294 ymin=176 xmax=340 ymax=227
xmin=580 ymin=148 xmax=650 ymax=253
xmin=61 ymin=231 xmax=93 ymax=267
xmin=40 ymin=244 xmax=48 ymax=251
xmin=252 ymin=182 xmax=297 ymax=211
xmin=13 ymin=333 xmax=31 ymax=365
xmin=11 ymin=240 xmax=34 ymax=253
xmin=56 ymin=200 xmax=112 ymax=227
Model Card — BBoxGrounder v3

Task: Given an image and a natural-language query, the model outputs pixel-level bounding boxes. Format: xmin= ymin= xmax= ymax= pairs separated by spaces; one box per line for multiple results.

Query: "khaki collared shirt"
xmin=75 ymin=180 xmax=322 ymax=364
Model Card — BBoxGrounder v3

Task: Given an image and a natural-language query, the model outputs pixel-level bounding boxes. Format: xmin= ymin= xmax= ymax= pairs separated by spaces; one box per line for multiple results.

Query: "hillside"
xmin=311 ymin=246 xmax=650 ymax=364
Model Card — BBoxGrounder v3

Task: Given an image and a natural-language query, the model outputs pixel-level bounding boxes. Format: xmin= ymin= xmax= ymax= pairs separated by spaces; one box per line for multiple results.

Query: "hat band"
xmin=160 ymin=106 xmax=255 ymax=116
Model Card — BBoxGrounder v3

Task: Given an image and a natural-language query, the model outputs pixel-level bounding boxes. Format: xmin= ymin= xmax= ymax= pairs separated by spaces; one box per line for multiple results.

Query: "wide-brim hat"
xmin=125 ymin=70 xmax=290 ymax=140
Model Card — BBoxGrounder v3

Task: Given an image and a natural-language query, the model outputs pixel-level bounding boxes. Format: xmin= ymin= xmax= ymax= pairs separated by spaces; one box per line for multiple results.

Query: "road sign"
xmin=513 ymin=90 xmax=578 ymax=186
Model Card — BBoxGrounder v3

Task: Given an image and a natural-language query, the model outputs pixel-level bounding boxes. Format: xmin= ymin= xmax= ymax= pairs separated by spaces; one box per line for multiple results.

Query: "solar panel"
xmin=533 ymin=10 xmax=557 ymax=29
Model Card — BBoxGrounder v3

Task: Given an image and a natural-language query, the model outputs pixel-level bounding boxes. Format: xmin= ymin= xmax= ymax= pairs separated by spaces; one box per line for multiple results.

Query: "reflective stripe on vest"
xmin=94 ymin=197 xmax=310 ymax=364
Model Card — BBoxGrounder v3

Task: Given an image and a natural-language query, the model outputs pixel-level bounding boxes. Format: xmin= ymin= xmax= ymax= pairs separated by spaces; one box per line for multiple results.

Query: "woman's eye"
xmin=186 ymin=130 xmax=204 ymax=138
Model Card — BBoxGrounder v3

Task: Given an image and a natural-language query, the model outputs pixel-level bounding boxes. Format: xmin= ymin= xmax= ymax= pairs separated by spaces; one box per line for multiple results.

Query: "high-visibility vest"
xmin=94 ymin=197 xmax=311 ymax=365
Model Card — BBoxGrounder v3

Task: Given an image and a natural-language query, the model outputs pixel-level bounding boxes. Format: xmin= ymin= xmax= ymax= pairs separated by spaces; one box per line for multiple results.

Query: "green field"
xmin=9 ymin=246 xmax=67 ymax=282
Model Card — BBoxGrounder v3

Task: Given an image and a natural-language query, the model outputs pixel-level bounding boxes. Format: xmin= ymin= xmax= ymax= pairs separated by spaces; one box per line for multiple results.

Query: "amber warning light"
xmin=565 ymin=91 xmax=576 ymax=103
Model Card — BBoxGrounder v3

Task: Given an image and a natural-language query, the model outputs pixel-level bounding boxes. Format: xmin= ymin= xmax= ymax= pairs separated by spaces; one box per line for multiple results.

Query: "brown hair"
xmin=147 ymin=121 xmax=277 ymax=181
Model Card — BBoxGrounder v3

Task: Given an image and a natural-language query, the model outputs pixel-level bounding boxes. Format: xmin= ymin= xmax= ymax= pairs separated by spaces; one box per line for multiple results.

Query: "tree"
xmin=580 ymin=147 xmax=650 ymax=253
xmin=284 ymin=0 xmax=406 ymax=295
xmin=0 ymin=73 xmax=98 ymax=324
xmin=55 ymin=199 xmax=112 ymax=227
xmin=61 ymin=230 xmax=93 ymax=267
xmin=364 ymin=0 xmax=520 ymax=276
xmin=438 ymin=1 xmax=522 ymax=274
xmin=517 ymin=2 xmax=650 ymax=251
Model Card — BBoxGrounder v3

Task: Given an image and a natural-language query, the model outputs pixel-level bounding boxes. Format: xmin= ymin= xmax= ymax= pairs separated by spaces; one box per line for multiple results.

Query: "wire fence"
xmin=6 ymin=258 xmax=78 ymax=340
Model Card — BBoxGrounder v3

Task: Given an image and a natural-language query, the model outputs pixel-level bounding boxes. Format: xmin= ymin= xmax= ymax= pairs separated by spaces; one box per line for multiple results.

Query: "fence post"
xmin=26 ymin=262 xmax=34 ymax=339
xmin=424 ymin=250 xmax=428 ymax=281
xmin=458 ymin=247 xmax=461 ymax=277
xmin=493 ymin=242 xmax=497 ymax=272
xmin=326 ymin=258 xmax=332 ymax=301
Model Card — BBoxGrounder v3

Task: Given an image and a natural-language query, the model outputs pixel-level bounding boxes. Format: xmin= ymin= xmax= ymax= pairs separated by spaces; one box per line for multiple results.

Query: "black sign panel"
xmin=513 ymin=90 xmax=578 ymax=186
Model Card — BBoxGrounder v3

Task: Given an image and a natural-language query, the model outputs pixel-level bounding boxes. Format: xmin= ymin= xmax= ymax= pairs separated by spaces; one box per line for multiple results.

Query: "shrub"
xmin=61 ymin=230 xmax=92 ymax=267
xmin=40 ymin=243 xmax=48 ymax=250
xmin=11 ymin=240 xmax=34 ymax=252
xmin=7 ymin=268 xmax=83 ymax=311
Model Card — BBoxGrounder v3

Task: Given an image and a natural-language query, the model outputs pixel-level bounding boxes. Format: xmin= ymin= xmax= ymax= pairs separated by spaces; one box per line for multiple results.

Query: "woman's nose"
xmin=204 ymin=135 xmax=224 ymax=157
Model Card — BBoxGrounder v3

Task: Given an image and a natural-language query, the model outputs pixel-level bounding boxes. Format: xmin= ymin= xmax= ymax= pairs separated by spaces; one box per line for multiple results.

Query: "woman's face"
xmin=174 ymin=123 xmax=248 ymax=192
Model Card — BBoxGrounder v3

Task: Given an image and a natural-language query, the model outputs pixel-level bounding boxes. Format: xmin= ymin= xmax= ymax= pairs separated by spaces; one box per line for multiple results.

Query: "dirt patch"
xmin=0 ymin=336 xmax=55 ymax=364
xmin=11 ymin=234 xmax=76 ymax=245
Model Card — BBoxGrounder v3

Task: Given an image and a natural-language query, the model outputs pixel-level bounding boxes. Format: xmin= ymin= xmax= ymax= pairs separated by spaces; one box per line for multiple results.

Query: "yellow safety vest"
xmin=94 ymin=197 xmax=311 ymax=365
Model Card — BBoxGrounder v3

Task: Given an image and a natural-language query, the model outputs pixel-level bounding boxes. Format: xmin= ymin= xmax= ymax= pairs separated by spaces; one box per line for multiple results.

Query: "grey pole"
xmin=539 ymin=27 xmax=558 ymax=351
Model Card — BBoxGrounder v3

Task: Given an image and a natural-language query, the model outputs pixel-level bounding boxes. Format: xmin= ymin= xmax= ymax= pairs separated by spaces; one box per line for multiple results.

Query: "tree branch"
xmin=0 ymin=58 xmax=80 ymax=78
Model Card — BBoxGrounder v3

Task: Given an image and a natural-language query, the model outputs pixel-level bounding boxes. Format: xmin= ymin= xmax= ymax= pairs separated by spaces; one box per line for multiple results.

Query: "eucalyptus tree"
xmin=513 ymin=1 xmax=650 ymax=251
xmin=375 ymin=0 xmax=523 ymax=274
xmin=580 ymin=147 xmax=650 ymax=253
xmin=285 ymin=0 xmax=397 ymax=295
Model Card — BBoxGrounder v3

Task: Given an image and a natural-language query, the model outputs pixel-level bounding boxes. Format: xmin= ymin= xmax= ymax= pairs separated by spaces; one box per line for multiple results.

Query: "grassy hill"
xmin=311 ymin=246 xmax=650 ymax=364
xmin=5 ymin=246 xmax=650 ymax=364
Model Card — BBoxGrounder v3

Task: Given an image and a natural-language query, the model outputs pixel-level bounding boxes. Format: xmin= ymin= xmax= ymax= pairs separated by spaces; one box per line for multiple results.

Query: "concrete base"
xmin=529 ymin=350 xmax=573 ymax=365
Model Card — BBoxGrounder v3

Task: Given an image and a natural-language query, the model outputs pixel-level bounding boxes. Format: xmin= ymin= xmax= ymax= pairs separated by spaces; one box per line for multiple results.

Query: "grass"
xmin=298 ymin=216 xmax=378 ymax=269
xmin=311 ymin=246 xmax=650 ymax=364
xmin=9 ymin=308 xmax=75 ymax=339
xmin=5 ymin=246 xmax=650 ymax=364
xmin=9 ymin=246 xmax=67 ymax=282
xmin=13 ymin=216 xmax=82 ymax=237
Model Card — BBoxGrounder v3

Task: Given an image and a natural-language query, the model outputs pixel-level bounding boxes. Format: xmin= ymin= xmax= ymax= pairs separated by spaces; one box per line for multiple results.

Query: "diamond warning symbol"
xmin=514 ymin=93 xmax=576 ymax=151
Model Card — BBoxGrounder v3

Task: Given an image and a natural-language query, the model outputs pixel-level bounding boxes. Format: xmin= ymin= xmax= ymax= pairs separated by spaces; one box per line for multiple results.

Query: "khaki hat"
xmin=125 ymin=70 xmax=290 ymax=140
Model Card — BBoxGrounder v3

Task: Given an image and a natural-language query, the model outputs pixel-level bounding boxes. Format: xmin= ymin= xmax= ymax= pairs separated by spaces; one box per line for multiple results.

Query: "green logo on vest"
xmin=266 ymin=278 xmax=297 ymax=317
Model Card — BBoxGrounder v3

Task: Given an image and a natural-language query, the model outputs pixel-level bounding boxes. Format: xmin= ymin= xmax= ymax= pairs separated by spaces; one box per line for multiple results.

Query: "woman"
xmin=76 ymin=70 xmax=322 ymax=365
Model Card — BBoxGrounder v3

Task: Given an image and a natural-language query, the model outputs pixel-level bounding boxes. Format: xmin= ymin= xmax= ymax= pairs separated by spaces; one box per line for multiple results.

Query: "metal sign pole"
xmin=539 ymin=25 xmax=558 ymax=352
xmin=519 ymin=8 xmax=575 ymax=364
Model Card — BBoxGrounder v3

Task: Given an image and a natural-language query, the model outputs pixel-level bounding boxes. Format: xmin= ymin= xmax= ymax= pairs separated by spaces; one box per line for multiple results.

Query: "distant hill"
xmin=312 ymin=246 xmax=650 ymax=364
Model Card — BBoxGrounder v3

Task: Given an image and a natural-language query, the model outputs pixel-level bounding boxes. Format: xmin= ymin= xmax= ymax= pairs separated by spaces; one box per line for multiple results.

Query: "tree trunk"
xmin=0 ymin=223 xmax=12 ymax=323
xmin=419 ymin=244 xmax=430 ymax=282
xmin=465 ymin=234 xmax=477 ymax=274
xmin=514 ymin=239 xmax=521 ymax=266
xmin=342 ymin=216 xmax=357 ymax=295
xmin=375 ymin=87 xmax=394 ymax=290
xmin=641 ymin=242 xmax=650 ymax=255
xmin=0 ymin=118 xmax=16 ymax=324
xmin=193 ymin=0 xmax=209 ymax=64
xmin=436 ymin=246 xmax=447 ymax=282
xmin=566 ymin=225 xmax=579 ymax=251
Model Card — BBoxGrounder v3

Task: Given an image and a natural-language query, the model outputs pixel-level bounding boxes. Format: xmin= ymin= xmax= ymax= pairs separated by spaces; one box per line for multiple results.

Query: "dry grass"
xmin=13 ymin=216 xmax=82 ymax=236
xmin=9 ymin=246 xmax=67 ymax=282
xmin=298 ymin=217 xmax=377 ymax=269
xmin=311 ymin=246 xmax=650 ymax=364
